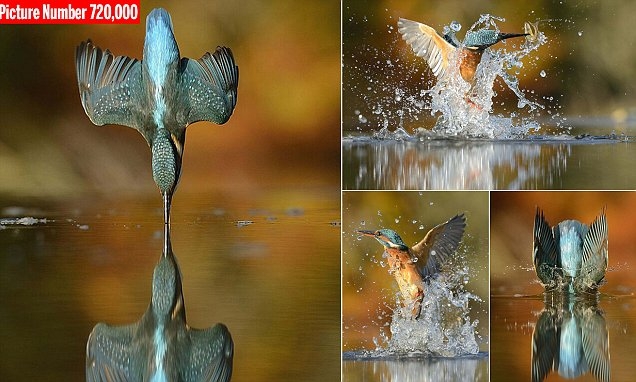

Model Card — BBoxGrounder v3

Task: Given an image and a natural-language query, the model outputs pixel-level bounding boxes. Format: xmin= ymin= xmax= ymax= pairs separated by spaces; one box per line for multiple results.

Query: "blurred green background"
xmin=342 ymin=191 xmax=489 ymax=351
xmin=0 ymin=0 xmax=339 ymax=199
xmin=343 ymin=0 xmax=636 ymax=132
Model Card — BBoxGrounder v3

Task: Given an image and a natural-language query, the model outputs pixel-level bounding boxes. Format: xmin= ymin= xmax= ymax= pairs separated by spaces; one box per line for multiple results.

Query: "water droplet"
xmin=577 ymin=31 xmax=583 ymax=37
xmin=539 ymin=70 xmax=546 ymax=78
xmin=394 ymin=91 xmax=402 ymax=102
xmin=449 ymin=20 xmax=462 ymax=32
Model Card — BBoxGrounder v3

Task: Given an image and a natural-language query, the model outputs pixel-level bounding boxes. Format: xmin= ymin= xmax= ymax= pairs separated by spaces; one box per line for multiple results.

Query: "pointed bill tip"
xmin=146 ymin=8 xmax=174 ymax=33
xmin=147 ymin=8 xmax=170 ymax=20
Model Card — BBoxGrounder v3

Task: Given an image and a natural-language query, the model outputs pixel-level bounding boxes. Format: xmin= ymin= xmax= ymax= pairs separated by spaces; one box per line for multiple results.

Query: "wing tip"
xmin=210 ymin=46 xmax=239 ymax=87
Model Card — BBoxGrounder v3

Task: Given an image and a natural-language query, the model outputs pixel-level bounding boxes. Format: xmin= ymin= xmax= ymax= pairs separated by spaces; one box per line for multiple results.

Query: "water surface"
xmin=0 ymin=188 xmax=340 ymax=381
xmin=343 ymin=132 xmax=635 ymax=190
xmin=491 ymin=295 xmax=636 ymax=382
xmin=342 ymin=352 xmax=488 ymax=382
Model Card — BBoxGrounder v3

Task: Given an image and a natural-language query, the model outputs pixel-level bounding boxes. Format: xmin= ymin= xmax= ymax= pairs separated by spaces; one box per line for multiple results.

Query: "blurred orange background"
xmin=0 ymin=0 xmax=339 ymax=199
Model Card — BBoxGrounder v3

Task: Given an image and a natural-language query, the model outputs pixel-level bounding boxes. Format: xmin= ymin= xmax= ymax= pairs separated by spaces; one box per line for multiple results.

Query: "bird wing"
xmin=580 ymin=307 xmax=610 ymax=382
xmin=397 ymin=18 xmax=456 ymax=78
xmin=581 ymin=208 xmax=608 ymax=286
xmin=531 ymin=308 xmax=560 ymax=382
xmin=75 ymin=40 xmax=147 ymax=140
xmin=184 ymin=323 xmax=234 ymax=382
xmin=411 ymin=213 xmax=466 ymax=278
xmin=86 ymin=322 xmax=138 ymax=382
xmin=533 ymin=208 xmax=561 ymax=286
xmin=179 ymin=46 xmax=239 ymax=129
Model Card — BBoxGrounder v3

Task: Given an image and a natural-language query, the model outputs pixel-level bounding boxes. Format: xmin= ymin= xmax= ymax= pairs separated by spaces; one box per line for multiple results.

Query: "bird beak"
xmin=356 ymin=230 xmax=376 ymax=237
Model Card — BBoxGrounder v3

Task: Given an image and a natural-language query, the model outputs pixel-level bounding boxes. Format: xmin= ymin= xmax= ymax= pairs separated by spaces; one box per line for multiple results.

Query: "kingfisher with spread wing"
xmin=358 ymin=214 xmax=466 ymax=319
xmin=397 ymin=17 xmax=528 ymax=84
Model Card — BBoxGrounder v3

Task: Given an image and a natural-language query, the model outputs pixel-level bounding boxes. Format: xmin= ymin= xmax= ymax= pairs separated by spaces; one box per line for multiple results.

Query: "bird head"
xmin=151 ymin=223 xmax=184 ymax=321
xmin=463 ymin=29 xmax=529 ymax=50
xmin=151 ymin=129 xmax=184 ymax=225
xmin=357 ymin=229 xmax=409 ymax=251
xmin=151 ymin=130 xmax=183 ymax=194
xmin=151 ymin=254 xmax=181 ymax=319
xmin=144 ymin=8 xmax=180 ymax=85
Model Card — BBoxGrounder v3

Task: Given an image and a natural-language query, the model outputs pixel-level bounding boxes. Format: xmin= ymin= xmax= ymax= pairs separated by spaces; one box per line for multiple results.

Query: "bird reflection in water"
xmin=531 ymin=296 xmax=610 ymax=382
xmin=86 ymin=223 xmax=233 ymax=382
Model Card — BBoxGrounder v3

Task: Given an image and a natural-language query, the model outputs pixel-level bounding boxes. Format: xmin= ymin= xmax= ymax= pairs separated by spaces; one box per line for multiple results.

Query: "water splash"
xmin=371 ymin=252 xmax=481 ymax=357
xmin=424 ymin=15 xmax=548 ymax=138
xmin=347 ymin=13 xmax=553 ymax=140
xmin=0 ymin=217 xmax=51 ymax=226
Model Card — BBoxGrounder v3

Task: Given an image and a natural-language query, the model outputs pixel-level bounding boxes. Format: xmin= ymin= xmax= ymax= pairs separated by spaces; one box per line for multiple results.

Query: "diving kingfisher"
xmin=86 ymin=223 xmax=233 ymax=382
xmin=75 ymin=8 xmax=239 ymax=225
xmin=397 ymin=17 xmax=528 ymax=83
xmin=357 ymin=214 xmax=466 ymax=319
xmin=533 ymin=207 xmax=608 ymax=293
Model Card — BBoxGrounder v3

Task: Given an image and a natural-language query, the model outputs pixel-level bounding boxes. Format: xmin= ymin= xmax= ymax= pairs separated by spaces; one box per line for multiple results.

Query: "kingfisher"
xmin=76 ymin=8 xmax=239 ymax=225
xmin=357 ymin=213 xmax=466 ymax=319
xmin=533 ymin=207 xmax=608 ymax=293
xmin=86 ymin=223 xmax=233 ymax=382
xmin=397 ymin=17 xmax=528 ymax=84
xmin=531 ymin=300 xmax=610 ymax=382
